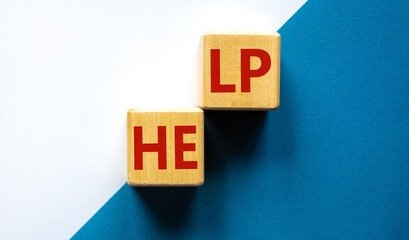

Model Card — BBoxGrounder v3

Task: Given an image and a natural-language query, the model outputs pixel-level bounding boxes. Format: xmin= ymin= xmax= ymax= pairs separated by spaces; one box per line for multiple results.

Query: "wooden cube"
xmin=200 ymin=32 xmax=280 ymax=110
xmin=127 ymin=108 xmax=204 ymax=186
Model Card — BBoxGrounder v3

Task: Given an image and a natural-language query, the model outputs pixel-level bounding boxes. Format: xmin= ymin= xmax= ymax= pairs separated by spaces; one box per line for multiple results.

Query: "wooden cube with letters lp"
xmin=127 ymin=108 xmax=204 ymax=186
xmin=200 ymin=32 xmax=280 ymax=110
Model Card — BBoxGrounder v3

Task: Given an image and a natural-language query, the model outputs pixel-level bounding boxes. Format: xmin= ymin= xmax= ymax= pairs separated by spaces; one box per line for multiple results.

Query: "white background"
xmin=0 ymin=0 xmax=306 ymax=239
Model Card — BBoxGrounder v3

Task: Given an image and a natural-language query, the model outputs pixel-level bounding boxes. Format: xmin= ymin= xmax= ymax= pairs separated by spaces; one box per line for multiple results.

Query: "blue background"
xmin=73 ymin=0 xmax=409 ymax=239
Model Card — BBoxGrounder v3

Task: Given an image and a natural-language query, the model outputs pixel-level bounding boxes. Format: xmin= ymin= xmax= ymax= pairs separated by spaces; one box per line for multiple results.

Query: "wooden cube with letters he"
xmin=127 ymin=108 xmax=204 ymax=186
xmin=200 ymin=32 xmax=280 ymax=110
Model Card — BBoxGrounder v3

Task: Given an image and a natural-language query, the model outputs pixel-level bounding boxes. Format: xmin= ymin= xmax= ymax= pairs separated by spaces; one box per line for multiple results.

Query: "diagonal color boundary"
xmin=72 ymin=0 xmax=409 ymax=239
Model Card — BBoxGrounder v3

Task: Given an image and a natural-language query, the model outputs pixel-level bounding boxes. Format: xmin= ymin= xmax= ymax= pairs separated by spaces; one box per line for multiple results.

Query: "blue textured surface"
xmin=72 ymin=0 xmax=409 ymax=239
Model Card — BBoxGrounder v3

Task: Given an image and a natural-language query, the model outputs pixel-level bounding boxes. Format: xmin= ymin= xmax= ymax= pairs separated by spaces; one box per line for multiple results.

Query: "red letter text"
xmin=174 ymin=125 xmax=198 ymax=169
xmin=211 ymin=49 xmax=236 ymax=93
xmin=134 ymin=126 xmax=167 ymax=170
xmin=241 ymin=49 xmax=271 ymax=92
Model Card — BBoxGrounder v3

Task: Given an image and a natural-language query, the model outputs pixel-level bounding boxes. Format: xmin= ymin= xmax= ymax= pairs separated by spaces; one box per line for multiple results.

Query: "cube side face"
xmin=127 ymin=109 xmax=204 ymax=186
xmin=201 ymin=33 xmax=280 ymax=110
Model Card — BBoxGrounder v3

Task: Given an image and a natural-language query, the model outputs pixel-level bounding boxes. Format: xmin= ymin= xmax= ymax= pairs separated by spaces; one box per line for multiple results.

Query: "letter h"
xmin=134 ymin=126 xmax=167 ymax=170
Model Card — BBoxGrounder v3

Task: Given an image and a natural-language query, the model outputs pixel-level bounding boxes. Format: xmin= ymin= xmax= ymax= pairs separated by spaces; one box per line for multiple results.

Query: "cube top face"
xmin=127 ymin=108 xmax=204 ymax=186
xmin=201 ymin=32 xmax=280 ymax=110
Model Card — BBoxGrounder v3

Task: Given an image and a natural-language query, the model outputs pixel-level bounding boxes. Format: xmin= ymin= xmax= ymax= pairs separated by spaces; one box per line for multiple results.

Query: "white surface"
xmin=0 ymin=0 xmax=306 ymax=239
